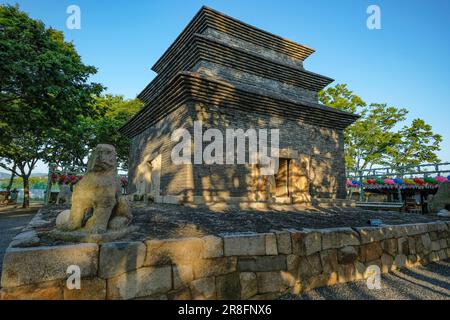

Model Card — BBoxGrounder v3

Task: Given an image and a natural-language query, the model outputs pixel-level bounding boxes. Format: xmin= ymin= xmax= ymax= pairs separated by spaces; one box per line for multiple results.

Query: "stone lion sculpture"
xmin=56 ymin=144 xmax=132 ymax=234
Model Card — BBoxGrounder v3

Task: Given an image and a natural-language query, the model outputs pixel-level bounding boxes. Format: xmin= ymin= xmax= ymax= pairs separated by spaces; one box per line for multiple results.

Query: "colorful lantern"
xmin=424 ymin=177 xmax=437 ymax=184
xmin=403 ymin=178 xmax=414 ymax=184
xmin=51 ymin=173 xmax=58 ymax=184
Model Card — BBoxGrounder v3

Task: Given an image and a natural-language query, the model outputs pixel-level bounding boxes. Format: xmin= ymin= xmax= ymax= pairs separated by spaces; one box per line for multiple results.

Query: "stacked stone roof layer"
xmin=120 ymin=6 xmax=358 ymax=138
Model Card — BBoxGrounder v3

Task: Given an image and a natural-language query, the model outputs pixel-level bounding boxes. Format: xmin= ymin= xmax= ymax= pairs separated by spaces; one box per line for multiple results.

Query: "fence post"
xmin=44 ymin=164 xmax=55 ymax=205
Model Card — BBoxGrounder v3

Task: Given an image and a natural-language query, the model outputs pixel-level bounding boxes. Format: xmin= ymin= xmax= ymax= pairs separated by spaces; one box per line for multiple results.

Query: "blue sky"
xmin=1 ymin=0 xmax=450 ymax=173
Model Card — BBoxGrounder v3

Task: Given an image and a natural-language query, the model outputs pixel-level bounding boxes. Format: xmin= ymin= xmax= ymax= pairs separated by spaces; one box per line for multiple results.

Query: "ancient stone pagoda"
xmin=120 ymin=6 xmax=358 ymax=205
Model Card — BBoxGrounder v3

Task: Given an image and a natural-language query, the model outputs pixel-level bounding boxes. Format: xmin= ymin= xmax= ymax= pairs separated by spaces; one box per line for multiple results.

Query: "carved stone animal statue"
xmin=56 ymin=144 xmax=132 ymax=233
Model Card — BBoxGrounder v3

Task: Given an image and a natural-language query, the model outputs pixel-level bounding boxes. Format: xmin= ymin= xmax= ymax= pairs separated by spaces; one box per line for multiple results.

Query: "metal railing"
xmin=347 ymin=162 xmax=450 ymax=180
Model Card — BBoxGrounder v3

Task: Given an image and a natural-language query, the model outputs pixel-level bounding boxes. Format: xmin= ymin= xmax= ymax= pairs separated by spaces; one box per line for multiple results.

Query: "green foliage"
xmin=319 ymin=84 xmax=442 ymax=172
xmin=0 ymin=176 xmax=47 ymax=189
xmin=386 ymin=119 xmax=442 ymax=167
xmin=0 ymin=4 xmax=103 ymax=206
xmin=52 ymin=94 xmax=143 ymax=169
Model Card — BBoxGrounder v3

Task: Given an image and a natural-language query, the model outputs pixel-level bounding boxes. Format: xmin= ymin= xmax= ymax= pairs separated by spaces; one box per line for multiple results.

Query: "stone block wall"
xmin=128 ymin=99 xmax=346 ymax=202
xmin=191 ymin=102 xmax=346 ymax=200
xmin=2 ymin=221 xmax=450 ymax=300
xmin=128 ymin=102 xmax=196 ymax=197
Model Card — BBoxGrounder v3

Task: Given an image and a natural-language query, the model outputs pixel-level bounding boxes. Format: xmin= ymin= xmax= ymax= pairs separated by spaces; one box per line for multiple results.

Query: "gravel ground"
xmin=0 ymin=205 xmax=39 ymax=274
xmin=34 ymin=203 xmax=450 ymax=244
xmin=281 ymin=259 xmax=450 ymax=300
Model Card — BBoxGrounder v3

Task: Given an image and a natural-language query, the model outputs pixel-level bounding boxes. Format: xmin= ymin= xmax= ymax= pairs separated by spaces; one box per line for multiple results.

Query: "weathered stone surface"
xmin=428 ymin=251 xmax=440 ymax=262
xmin=337 ymin=263 xmax=355 ymax=283
xmin=320 ymin=228 xmax=359 ymax=250
xmin=0 ymin=280 xmax=63 ymax=300
xmin=9 ymin=230 xmax=40 ymax=248
xmin=239 ymin=272 xmax=257 ymax=299
xmin=107 ymin=265 xmax=172 ymax=300
xmin=381 ymin=238 xmax=397 ymax=256
xmin=133 ymin=293 xmax=168 ymax=300
xmin=431 ymin=241 xmax=441 ymax=251
xmin=338 ymin=246 xmax=358 ymax=264
xmin=1 ymin=243 xmax=98 ymax=288
xmin=250 ymin=292 xmax=282 ymax=300
xmin=408 ymin=237 xmax=416 ymax=254
xmin=354 ymin=261 xmax=366 ymax=280
xmin=202 ymin=235 xmax=223 ymax=258
xmin=167 ymin=287 xmax=192 ymax=300
xmin=190 ymin=277 xmax=216 ymax=300
xmin=216 ymin=272 xmax=241 ymax=300
xmin=430 ymin=231 xmax=439 ymax=241
xmin=304 ymin=272 xmax=338 ymax=290
xmin=381 ymin=254 xmax=394 ymax=273
xmin=394 ymin=254 xmax=407 ymax=269
xmin=290 ymin=230 xmax=321 ymax=256
xmin=99 ymin=241 xmax=146 ymax=278
xmin=406 ymin=254 xmax=418 ymax=267
xmin=144 ymin=237 xmax=203 ymax=266
xmin=397 ymin=223 xmax=429 ymax=237
xmin=298 ymin=253 xmax=322 ymax=279
xmin=415 ymin=235 xmax=425 ymax=253
xmin=359 ymin=242 xmax=383 ymax=262
xmin=265 ymin=233 xmax=278 ymax=255
xmin=273 ymin=230 xmax=292 ymax=254
xmin=286 ymin=254 xmax=300 ymax=271
xmin=64 ymin=278 xmax=106 ymax=300
xmin=438 ymin=249 xmax=448 ymax=260
xmin=256 ymin=271 xmax=289 ymax=293
xmin=47 ymin=226 xmax=138 ymax=244
xmin=193 ymin=257 xmax=237 ymax=278
xmin=56 ymin=144 xmax=132 ymax=233
xmin=223 ymin=233 xmax=266 ymax=256
xmin=28 ymin=212 xmax=51 ymax=228
xmin=55 ymin=209 xmax=71 ymax=229
xmin=430 ymin=181 xmax=450 ymax=212
xmin=320 ymin=249 xmax=338 ymax=274
xmin=355 ymin=226 xmax=395 ymax=244
xmin=397 ymin=238 xmax=409 ymax=255
xmin=173 ymin=264 xmax=194 ymax=289
xmin=421 ymin=233 xmax=432 ymax=253
xmin=237 ymin=255 xmax=286 ymax=272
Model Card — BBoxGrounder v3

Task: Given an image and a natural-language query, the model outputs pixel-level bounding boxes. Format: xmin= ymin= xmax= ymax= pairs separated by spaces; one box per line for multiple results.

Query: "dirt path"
xmin=0 ymin=205 xmax=41 ymax=275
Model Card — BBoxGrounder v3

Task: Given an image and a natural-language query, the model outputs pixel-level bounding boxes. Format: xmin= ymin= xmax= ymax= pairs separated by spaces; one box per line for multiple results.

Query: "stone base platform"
xmin=1 ymin=210 xmax=450 ymax=299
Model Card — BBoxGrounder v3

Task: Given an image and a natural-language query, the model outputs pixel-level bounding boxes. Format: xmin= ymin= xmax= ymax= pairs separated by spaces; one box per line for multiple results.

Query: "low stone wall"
xmin=1 ymin=220 xmax=450 ymax=300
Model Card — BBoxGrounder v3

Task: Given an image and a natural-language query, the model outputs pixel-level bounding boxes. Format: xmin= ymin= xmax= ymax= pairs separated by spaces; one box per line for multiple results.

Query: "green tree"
xmin=0 ymin=5 xmax=103 ymax=207
xmin=319 ymin=84 xmax=441 ymax=174
xmin=50 ymin=95 xmax=143 ymax=170
xmin=385 ymin=119 xmax=442 ymax=168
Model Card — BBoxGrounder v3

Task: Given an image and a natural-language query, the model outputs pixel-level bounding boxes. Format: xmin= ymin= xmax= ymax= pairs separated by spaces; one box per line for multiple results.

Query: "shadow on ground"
xmin=281 ymin=259 xmax=450 ymax=300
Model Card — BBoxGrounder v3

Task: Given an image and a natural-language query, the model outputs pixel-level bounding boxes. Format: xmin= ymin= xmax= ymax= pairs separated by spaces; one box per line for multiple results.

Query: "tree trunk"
xmin=22 ymin=175 xmax=30 ymax=208
xmin=6 ymin=165 xmax=16 ymax=190
xmin=5 ymin=165 xmax=16 ymax=202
